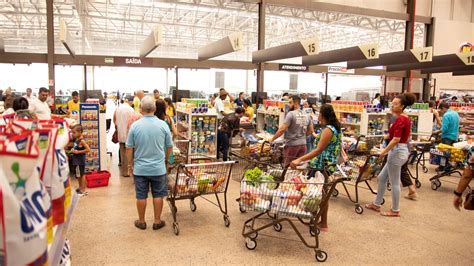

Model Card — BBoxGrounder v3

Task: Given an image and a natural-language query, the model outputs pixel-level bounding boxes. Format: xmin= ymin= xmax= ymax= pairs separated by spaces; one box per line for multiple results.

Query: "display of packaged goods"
xmin=429 ymin=148 xmax=448 ymax=166
xmin=448 ymin=102 xmax=474 ymax=111
xmin=437 ymin=143 xmax=468 ymax=163
xmin=263 ymin=100 xmax=288 ymax=109
xmin=177 ymin=111 xmax=217 ymax=158
xmin=367 ymin=117 xmax=384 ymax=136
xmin=332 ymin=100 xmax=368 ymax=113
xmin=174 ymin=172 xmax=227 ymax=196
xmin=80 ymin=104 xmax=101 ymax=173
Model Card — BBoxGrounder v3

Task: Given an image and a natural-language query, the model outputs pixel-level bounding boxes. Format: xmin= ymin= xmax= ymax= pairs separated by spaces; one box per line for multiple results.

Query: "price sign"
xmin=457 ymin=51 xmax=474 ymax=65
xmin=410 ymin=47 xmax=432 ymax=62
xmin=229 ymin=32 xmax=243 ymax=51
xmin=301 ymin=37 xmax=320 ymax=56
xmin=358 ymin=43 xmax=379 ymax=59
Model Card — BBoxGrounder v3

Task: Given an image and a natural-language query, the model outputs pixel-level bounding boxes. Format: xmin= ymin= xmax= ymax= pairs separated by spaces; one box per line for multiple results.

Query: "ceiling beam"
xmin=386 ymin=52 xmax=474 ymax=72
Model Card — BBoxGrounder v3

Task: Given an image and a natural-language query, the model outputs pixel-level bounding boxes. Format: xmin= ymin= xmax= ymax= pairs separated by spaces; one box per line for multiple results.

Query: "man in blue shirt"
xmin=126 ymin=96 xmax=173 ymax=231
xmin=437 ymin=102 xmax=460 ymax=146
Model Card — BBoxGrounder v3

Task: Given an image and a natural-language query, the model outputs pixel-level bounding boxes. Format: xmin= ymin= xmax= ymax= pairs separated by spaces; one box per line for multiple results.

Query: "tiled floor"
xmin=68 ymin=144 xmax=474 ymax=265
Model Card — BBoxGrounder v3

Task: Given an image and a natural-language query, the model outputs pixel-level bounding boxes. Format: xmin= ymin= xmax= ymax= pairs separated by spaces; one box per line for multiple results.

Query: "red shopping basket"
xmin=85 ymin=171 xmax=111 ymax=188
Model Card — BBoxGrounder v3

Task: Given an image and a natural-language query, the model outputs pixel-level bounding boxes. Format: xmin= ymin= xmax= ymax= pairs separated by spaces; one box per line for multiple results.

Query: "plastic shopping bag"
xmin=51 ymin=120 xmax=72 ymax=217
xmin=0 ymin=148 xmax=49 ymax=265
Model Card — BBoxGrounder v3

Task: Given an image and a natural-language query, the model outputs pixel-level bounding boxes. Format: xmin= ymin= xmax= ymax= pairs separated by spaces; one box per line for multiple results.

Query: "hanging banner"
xmin=327 ymin=66 xmax=355 ymax=74
xmin=114 ymin=57 xmax=153 ymax=67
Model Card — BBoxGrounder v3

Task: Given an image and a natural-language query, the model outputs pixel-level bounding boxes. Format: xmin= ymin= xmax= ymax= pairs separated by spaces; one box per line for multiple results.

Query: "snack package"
xmin=35 ymin=128 xmax=55 ymax=244
xmin=38 ymin=123 xmax=66 ymax=226
xmin=0 ymin=146 xmax=48 ymax=265
xmin=51 ymin=120 xmax=72 ymax=219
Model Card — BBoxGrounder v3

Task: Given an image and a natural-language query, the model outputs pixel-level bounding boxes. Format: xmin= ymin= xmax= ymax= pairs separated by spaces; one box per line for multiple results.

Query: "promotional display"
xmin=176 ymin=110 xmax=217 ymax=160
xmin=80 ymin=103 xmax=101 ymax=173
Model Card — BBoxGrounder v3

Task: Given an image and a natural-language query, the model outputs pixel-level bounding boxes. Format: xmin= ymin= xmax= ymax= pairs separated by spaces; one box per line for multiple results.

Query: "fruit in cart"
xmin=287 ymin=191 xmax=303 ymax=205
xmin=302 ymin=197 xmax=321 ymax=212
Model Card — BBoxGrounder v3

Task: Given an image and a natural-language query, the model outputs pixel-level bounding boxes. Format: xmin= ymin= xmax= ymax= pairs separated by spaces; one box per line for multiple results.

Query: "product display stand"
xmin=80 ymin=103 xmax=103 ymax=172
xmin=459 ymin=110 xmax=474 ymax=135
xmin=99 ymin=112 xmax=107 ymax=170
xmin=255 ymin=101 xmax=288 ymax=141
xmin=176 ymin=110 xmax=218 ymax=161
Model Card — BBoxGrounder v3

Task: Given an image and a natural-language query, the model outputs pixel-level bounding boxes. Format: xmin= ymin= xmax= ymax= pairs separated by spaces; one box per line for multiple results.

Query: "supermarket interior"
xmin=1 ymin=0 xmax=474 ymax=265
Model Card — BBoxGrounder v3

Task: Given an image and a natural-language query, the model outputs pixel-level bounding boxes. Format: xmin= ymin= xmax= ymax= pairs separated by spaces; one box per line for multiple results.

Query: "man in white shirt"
xmin=29 ymin=87 xmax=51 ymax=120
xmin=214 ymin=90 xmax=228 ymax=120
xmin=114 ymin=96 xmax=135 ymax=177
xmin=23 ymin=88 xmax=35 ymax=104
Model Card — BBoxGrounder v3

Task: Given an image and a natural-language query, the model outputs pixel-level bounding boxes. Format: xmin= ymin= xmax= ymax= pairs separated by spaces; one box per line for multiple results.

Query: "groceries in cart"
xmin=174 ymin=171 xmax=227 ymax=195
xmin=430 ymin=143 xmax=469 ymax=167
xmin=240 ymin=167 xmax=325 ymax=218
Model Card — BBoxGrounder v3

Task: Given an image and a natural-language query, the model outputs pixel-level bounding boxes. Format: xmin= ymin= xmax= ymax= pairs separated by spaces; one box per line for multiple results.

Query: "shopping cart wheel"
xmin=415 ymin=179 xmax=421 ymax=188
xmin=315 ymin=250 xmax=328 ymax=262
xmin=431 ymin=180 xmax=439 ymax=190
xmin=381 ymin=198 xmax=385 ymax=205
xmin=355 ymin=205 xmax=364 ymax=214
xmin=422 ymin=166 xmax=428 ymax=173
xmin=387 ymin=182 xmax=392 ymax=191
xmin=273 ymin=223 xmax=283 ymax=232
xmin=173 ymin=222 xmax=180 ymax=236
xmin=224 ymin=215 xmax=231 ymax=227
xmin=239 ymin=205 xmax=247 ymax=213
xmin=245 ymin=238 xmax=257 ymax=250
xmin=248 ymin=231 xmax=258 ymax=240
xmin=309 ymin=226 xmax=319 ymax=237
xmin=190 ymin=200 xmax=197 ymax=212
xmin=435 ymin=179 xmax=441 ymax=187
xmin=332 ymin=189 xmax=339 ymax=197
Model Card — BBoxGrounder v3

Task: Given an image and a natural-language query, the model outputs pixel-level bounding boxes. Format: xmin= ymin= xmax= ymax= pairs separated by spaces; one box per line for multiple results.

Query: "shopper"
xmin=133 ymin=90 xmax=145 ymax=113
xmin=429 ymin=101 xmax=442 ymax=129
xmin=164 ymin=97 xmax=176 ymax=121
xmin=153 ymin=89 xmax=163 ymax=101
xmin=29 ymin=87 xmax=51 ymax=120
xmin=70 ymin=124 xmax=91 ymax=197
xmin=234 ymin=92 xmax=246 ymax=107
xmin=400 ymin=153 xmax=418 ymax=200
xmin=2 ymin=96 xmax=14 ymax=115
xmin=23 ymin=88 xmax=35 ymax=104
xmin=210 ymin=93 xmax=218 ymax=107
xmin=2 ymin=87 xmax=12 ymax=101
xmin=67 ymin=91 xmax=80 ymax=120
xmin=215 ymin=89 xmax=232 ymax=120
xmin=450 ymin=96 xmax=458 ymax=103
xmin=281 ymin=92 xmax=290 ymax=101
xmin=126 ymin=96 xmax=172 ymax=231
xmin=217 ymin=107 xmax=245 ymax=161
xmin=301 ymin=93 xmax=308 ymax=104
xmin=365 ymin=93 xmax=416 ymax=217
xmin=436 ymin=102 xmax=460 ymax=146
xmin=114 ymin=97 xmax=135 ymax=177
xmin=271 ymin=95 xmax=314 ymax=166
xmin=372 ymin=93 xmax=381 ymax=105
xmin=243 ymin=99 xmax=254 ymax=123
xmin=155 ymin=99 xmax=177 ymax=164
xmin=453 ymin=153 xmax=474 ymax=211
xmin=13 ymin=97 xmax=33 ymax=119
xmin=290 ymin=104 xmax=342 ymax=232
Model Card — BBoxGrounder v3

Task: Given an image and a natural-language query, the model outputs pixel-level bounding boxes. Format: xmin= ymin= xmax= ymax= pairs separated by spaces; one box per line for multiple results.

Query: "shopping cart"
xmin=330 ymin=155 xmax=386 ymax=214
xmin=167 ymin=161 xmax=236 ymax=235
xmin=240 ymin=166 xmax=349 ymax=262
xmin=405 ymin=133 xmax=438 ymax=188
xmin=428 ymin=145 xmax=467 ymax=190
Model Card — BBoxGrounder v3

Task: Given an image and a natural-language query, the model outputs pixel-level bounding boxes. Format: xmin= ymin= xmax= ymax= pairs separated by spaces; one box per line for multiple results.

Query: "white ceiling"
xmin=0 ymin=0 xmax=426 ymax=60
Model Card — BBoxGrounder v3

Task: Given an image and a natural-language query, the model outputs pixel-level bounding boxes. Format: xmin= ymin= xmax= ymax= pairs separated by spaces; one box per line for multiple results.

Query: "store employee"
xmin=67 ymin=91 xmax=80 ymax=119
xmin=29 ymin=87 xmax=51 ymax=120
xmin=437 ymin=102 xmax=460 ymax=145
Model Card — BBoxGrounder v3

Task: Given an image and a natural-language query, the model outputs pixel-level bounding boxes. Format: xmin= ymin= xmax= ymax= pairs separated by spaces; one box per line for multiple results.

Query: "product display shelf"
xmin=176 ymin=110 xmax=217 ymax=161
xmin=458 ymin=111 xmax=474 ymax=134
xmin=336 ymin=110 xmax=388 ymax=137
xmin=80 ymin=103 xmax=103 ymax=173
xmin=48 ymin=192 xmax=78 ymax=266
xmin=386 ymin=111 xmax=434 ymax=140
xmin=256 ymin=107 xmax=286 ymax=137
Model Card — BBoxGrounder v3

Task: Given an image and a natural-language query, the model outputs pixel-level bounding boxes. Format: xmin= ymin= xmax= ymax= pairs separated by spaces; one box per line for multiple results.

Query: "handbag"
xmin=464 ymin=189 xmax=474 ymax=210
xmin=111 ymin=126 xmax=119 ymax=144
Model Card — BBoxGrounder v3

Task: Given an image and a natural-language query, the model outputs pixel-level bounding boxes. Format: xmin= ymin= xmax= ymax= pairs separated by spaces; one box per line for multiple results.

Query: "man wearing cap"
xmin=215 ymin=89 xmax=232 ymax=120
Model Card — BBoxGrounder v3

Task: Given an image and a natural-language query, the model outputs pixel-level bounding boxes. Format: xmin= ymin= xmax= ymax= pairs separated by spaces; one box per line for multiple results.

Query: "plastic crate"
xmin=85 ymin=171 xmax=111 ymax=188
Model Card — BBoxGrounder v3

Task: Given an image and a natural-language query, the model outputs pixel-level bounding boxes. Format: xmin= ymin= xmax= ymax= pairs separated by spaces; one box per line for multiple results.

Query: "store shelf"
xmin=366 ymin=112 xmax=387 ymax=116
xmin=341 ymin=122 xmax=361 ymax=127
xmin=49 ymin=192 xmax=78 ymax=266
xmin=257 ymin=110 xmax=280 ymax=116
xmin=335 ymin=110 xmax=362 ymax=115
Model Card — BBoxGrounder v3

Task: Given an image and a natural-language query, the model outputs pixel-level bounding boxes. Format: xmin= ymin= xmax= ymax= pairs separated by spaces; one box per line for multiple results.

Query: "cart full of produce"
xmin=429 ymin=143 xmax=471 ymax=190
xmin=167 ymin=161 xmax=236 ymax=235
xmin=240 ymin=166 xmax=348 ymax=262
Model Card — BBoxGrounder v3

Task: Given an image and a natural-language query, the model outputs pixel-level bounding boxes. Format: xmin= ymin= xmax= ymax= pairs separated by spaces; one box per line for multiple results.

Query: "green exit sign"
xmin=105 ymin=57 xmax=114 ymax=64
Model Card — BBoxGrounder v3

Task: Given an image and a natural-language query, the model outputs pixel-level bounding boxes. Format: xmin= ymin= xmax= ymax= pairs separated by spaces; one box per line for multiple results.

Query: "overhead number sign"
xmin=457 ymin=51 xmax=474 ymax=65
xmin=410 ymin=47 xmax=433 ymax=62
xmin=300 ymin=37 xmax=320 ymax=56
xmin=358 ymin=43 xmax=379 ymax=59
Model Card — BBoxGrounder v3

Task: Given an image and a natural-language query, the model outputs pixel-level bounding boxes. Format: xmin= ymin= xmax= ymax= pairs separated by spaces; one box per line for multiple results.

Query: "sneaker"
xmin=78 ymin=191 xmax=89 ymax=197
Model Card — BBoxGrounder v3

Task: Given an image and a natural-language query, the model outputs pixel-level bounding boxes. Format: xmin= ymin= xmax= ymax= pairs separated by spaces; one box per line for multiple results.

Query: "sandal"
xmin=365 ymin=203 xmax=381 ymax=212
xmin=380 ymin=210 xmax=400 ymax=217
xmin=153 ymin=221 xmax=166 ymax=230
xmin=134 ymin=220 xmax=147 ymax=230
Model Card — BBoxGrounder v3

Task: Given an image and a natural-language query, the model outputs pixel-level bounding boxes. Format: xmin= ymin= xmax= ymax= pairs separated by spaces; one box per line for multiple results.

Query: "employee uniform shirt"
xmin=126 ymin=115 xmax=173 ymax=176
xmin=29 ymin=98 xmax=51 ymax=120
xmin=441 ymin=109 xmax=460 ymax=141
xmin=67 ymin=100 xmax=80 ymax=119
xmin=284 ymin=109 xmax=312 ymax=147
xmin=133 ymin=97 xmax=141 ymax=113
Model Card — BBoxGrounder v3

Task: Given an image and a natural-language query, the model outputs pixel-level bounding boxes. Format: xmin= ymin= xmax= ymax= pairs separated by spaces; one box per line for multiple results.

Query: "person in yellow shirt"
xmin=154 ymin=89 xmax=164 ymax=101
xmin=133 ymin=90 xmax=144 ymax=113
xmin=164 ymin=97 xmax=176 ymax=119
xmin=243 ymin=99 xmax=254 ymax=122
xmin=67 ymin=91 xmax=80 ymax=119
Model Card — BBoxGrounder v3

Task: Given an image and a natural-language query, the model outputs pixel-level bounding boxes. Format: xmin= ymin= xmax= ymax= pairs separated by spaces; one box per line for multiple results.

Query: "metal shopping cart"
xmin=167 ymin=161 xmax=236 ymax=235
xmin=240 ymin=166 xmax=349 ymax=262
xmin=330 ymin=155 xmax=386 ymax=214
xmin=428 ymin=144 xmax=468 ymax=190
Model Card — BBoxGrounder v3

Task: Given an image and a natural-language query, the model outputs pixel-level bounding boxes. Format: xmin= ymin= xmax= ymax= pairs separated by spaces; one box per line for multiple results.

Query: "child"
xmin=70 ymin=124 xmax=91 ymax=197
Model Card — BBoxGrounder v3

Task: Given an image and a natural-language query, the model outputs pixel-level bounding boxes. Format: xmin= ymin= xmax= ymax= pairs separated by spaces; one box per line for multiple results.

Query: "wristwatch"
xmin=453 ymin=190 xmax=463 ymax=197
